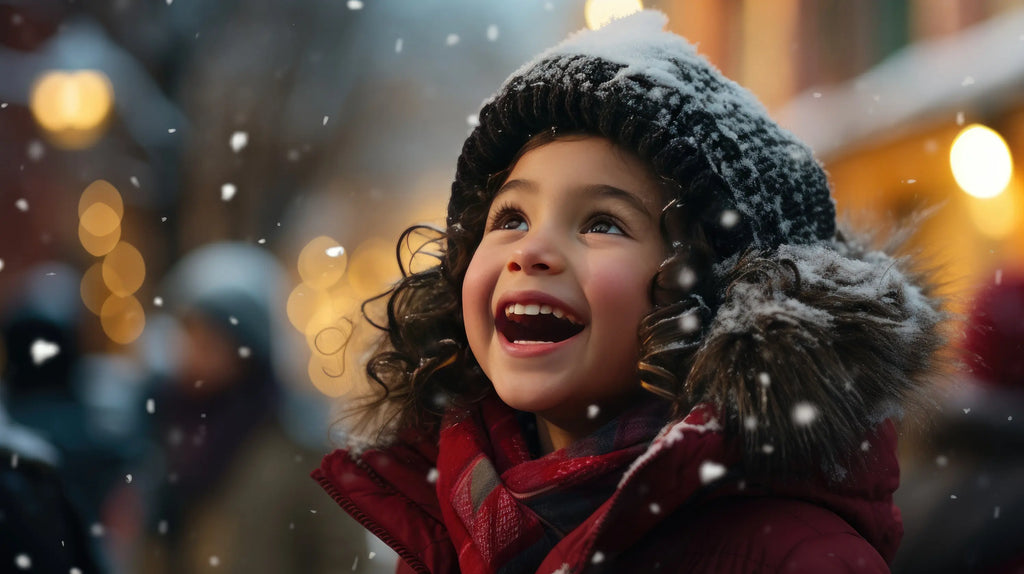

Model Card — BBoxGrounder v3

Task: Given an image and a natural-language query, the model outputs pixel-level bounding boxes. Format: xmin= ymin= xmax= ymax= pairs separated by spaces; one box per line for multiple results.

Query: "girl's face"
xmin=462 ymin=136 xmax=666 ymax=433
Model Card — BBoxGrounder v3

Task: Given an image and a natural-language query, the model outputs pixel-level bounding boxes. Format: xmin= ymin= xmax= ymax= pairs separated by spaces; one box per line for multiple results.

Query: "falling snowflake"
xmin=90 ymin=523 xmax=105 ymax=537
xmin=154 ymin=296 xmax=164 ymax=307
xmin=221 ymin=183 xmax=237 ymax=201
xmin=762 ymin=444 xmax=775 ymax=454
xmin=14 ymin=555 xmax=31 ymax=570
xmin=238 ymin=347 xmax=251 ymax=358
xmin=130 ymin=176 xmax=140 ymax=188
xmin=126 ymin=474 xmax=133 ymax=484
xmin=30 ymin=339 xmax=60 ymax=365
xmin=209 ymin=556 xmax=220 ymax=567
xmin=648 ymin=502 xmax=661 ymax=514
xmin=168 ymin=128 xmax=177 ymax=133
xmin=591 ymin=552 xmax=605 ymax=564
xmin=467 ymin=114 xmax=480 ymax=127
xmin=963 ymin=408 xmax=971 ymax=415
xmin=812 ymin=92 xmax=822 ymax=99
xmin=147 ymin=399 xmax=156 ymax=414
xmin=368 ymin=552 xmax=376 ymax=560
xmin=395 ymin=38 xmax=403 ymax=53
xmin=229 ymin=316 xmax=239 ymax=325
xmin=323 ymin=115 xmax=329 ymax=126
xmin=961 ymin=76 xmax=975 ymax=86
xmin=860 ymin=440 xmax=870 ymax=451
xmin=587 ymin=404 xmax=600 ymax=419
xmin=15 ymin=198 xmax=28 ymax=212
xmin=699 ymin=460 xmax=725 ymax=484
xmin=487 ymin=25 xmax=499 ymax=41
xmin=996 ymin=269 xmax=1003 ymax=285
xmin=757 ymin=372 xmax=771 ymax=387
xmin=0 ymin=259 xmax=4 ymax=272
xmin=446 ymin=34 xmax=459 ymax=46
xmin=743 ymin=415 xmax=758 ymax=430
xmin=426 ymin=467 xmax=439 ymax=484
xmin=347 ymin=0 xmax=363 ymax=9
xmin=956 ymin=111 xmax=965 ymax=125
xmin=27 ymin=140 xmax=44 ymax=161
xmin=158 ymin=520 xmax=168 ymax=535
xmin=935 ymin=455 xmax=949 ymax=467
xmin=679 ymin=313 xmax=700 ymax=334
xmin=791 ymin=402 xmax=818 ymax=426
xmin=677 ymin=266 xmax=696 ymax=289
xmin=230 ymin=131 xmax=248 ymax=152
xmin=719 ymin=209 xmax=739 ymax=229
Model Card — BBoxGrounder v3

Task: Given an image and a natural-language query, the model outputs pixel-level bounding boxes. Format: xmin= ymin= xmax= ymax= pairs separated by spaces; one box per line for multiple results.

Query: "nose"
xmin=507 ymin=230 xmax=566 ymax=274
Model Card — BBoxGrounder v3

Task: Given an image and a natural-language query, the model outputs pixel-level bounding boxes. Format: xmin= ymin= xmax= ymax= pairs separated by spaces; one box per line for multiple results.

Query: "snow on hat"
xmin=449 ymin=10 xmax=835 ymax=253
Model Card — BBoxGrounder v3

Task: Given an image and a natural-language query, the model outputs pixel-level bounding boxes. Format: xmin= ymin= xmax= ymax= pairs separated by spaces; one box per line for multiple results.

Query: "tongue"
xmin=501 ymin=314 xmax=583 ymax=343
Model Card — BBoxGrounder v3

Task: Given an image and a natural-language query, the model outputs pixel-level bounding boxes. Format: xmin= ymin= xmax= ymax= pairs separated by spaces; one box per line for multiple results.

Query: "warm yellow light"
xmin=286 ymin=283 xmax=324 ymax=332
xmin=78 ymin=222 xmax=121 ymax=257
xmin=950 ymin=124 xmax=1013 ymax=198
xmin=102 ymin=242 xmax=146 ymax=297
xmin=80 ymin=203 xmax=121 ymax=237
xmin=347 ymin=238 xmax=400 ymax=299
xmin=584 ymin=0 xmax=643 ymax=29
xmin=80 ymin=262 xmax=110 ymax=316
xmin=101 ymin=295 xmax=145 ymax=344
xmin=30 ymin=70 xmax=114 ymax=149
xmin=967 ymin=179 xmax=1020 ymax=239
xmin=297 ymin=236 xmax=348 ymax=290
xmin=79 ymin=180 xmax=124 ymax=219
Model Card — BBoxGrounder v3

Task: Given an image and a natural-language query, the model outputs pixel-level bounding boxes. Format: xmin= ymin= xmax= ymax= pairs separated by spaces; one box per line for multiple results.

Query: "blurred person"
xmin=0 ymin=262 xmax=146 ymax=571
xmin=137 ymin=242 xmax=370 ymax=573
xmin=1 ymin=385 xmax=105 ymax=573
xmin=894 ymin=271 xmax=1024 ymax=574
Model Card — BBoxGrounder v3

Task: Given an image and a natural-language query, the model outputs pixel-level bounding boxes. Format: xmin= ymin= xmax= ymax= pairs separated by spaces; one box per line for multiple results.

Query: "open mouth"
xmin=495 ymin=302 xmax=585 ymax=345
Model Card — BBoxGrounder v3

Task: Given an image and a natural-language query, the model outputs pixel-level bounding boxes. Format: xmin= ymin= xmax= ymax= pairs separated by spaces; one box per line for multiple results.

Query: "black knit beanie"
xmin=449 ymin=11 xmax=835 ymax=254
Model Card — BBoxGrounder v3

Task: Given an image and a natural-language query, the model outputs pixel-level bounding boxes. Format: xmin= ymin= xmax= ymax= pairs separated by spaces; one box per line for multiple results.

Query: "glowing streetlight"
xmin=30 ymin=70 xmax=114 ymax=149
xmin=584 ymin=0 xmax=643 ymax=30
xmin=950 ymin=124 xmax=1013 ymax=199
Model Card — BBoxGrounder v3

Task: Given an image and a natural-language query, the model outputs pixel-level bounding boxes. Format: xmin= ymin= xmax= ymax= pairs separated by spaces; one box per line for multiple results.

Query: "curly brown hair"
xmin=342 ymin=129 xmax=751 ymax=443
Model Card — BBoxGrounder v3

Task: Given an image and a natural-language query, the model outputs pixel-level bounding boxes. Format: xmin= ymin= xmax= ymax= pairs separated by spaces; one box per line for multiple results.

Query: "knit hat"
xmin=450 ymin=11 xmax=835 ymax=253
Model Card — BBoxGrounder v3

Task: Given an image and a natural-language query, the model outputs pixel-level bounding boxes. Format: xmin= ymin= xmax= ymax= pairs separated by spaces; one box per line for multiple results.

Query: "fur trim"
xmin=686 ymin=232 xmax=947 ymax=474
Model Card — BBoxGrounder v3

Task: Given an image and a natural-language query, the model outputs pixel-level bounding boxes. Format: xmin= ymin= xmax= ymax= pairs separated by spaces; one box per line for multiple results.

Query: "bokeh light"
xmin=297 ymin=236 xmax=348 ymax=290
xmin=967 ymin=178 xmax=1020 ymax=239
xmin=950 ymin=124 xmax=1013 ymax=199
xmin=286 ymin=282 xmax=328 ymax=332
xmin=80 ymin=262 xmax=111 ymax=316
xmin=79 ymin=222 xmax=121 ymax=257
xmin=102 ymin=242 xmax=146 ymax=297
xmin=347 ymin=237 xmax=400 ymax=299
xmin=584 ymin=0 xmax=643 ymax=30
xmin=100 ymin=295 xmax=146 ymax=344
xmin=30 ymin=70 xmax=114 ymax=149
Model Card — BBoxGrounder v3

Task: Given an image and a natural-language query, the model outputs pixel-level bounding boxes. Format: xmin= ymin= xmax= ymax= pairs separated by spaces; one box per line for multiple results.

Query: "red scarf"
xmin=435 ymin=395 xmax=668 ymax=574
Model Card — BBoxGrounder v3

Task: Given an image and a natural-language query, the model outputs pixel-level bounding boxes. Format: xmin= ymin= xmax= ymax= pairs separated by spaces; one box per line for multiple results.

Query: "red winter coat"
xmin=314 ymin=240 xmax=942 ymax=573
xmin=314 ymin=411 xmax=901 ymax=573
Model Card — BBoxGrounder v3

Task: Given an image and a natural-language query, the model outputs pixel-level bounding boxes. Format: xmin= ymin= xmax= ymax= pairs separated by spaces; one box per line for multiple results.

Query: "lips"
xmin=494 ymin=292 xmax=585 ymax=345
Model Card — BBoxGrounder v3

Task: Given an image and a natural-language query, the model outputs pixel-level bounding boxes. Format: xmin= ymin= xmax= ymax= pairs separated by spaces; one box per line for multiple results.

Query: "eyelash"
xmin=486 ymin=202 xmax=629 ymax=236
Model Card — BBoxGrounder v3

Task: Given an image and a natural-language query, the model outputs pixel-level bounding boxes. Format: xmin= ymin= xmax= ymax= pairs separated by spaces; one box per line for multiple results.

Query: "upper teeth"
xmin=505 ymin=303 xmax=579 ymax=324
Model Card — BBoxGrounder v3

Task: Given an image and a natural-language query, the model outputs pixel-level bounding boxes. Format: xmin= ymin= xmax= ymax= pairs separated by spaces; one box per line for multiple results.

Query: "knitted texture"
xmin=450 ymin=11 xmax=835 ymax=252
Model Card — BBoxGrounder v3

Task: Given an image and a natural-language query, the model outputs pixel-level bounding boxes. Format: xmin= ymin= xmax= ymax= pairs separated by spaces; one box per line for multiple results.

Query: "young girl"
xmin=314 ymin=11 xmax=945 ymax=573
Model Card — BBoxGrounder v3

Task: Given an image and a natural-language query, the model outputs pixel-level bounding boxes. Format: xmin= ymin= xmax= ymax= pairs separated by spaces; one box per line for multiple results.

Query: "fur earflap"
xmin=685 ymin=234 xmax=946 ymax=475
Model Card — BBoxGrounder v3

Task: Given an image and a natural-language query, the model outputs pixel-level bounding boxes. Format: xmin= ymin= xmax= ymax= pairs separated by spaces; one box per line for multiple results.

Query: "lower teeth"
xmin=513 ymin=340 xmax=554 ymax=345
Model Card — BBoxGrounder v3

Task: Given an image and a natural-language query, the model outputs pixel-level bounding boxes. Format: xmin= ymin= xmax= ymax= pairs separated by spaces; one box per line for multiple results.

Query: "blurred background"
xmin=1 ymin=0 xmax=1022 ymax=572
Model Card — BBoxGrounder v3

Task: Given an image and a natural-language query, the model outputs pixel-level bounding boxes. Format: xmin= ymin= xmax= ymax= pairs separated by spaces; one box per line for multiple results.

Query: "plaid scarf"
xmin=436 ymin=395 xmax=668 ymax=574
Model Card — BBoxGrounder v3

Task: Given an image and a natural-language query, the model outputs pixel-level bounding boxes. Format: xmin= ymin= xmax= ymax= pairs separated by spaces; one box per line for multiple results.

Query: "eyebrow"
xmin=495 ymin=179 xmax=654 ymax=218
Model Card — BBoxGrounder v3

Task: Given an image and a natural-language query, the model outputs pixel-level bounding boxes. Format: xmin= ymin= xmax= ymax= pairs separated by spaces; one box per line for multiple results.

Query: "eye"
xmin=488 ymin=204 xmax=528 ymax=232
xmin=584 ymin=216 xmax=625 ymax=236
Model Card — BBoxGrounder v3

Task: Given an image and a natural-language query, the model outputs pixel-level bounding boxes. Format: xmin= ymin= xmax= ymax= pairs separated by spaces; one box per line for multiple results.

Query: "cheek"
xmin=461 ymin=252 xmax=495 ymax=345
